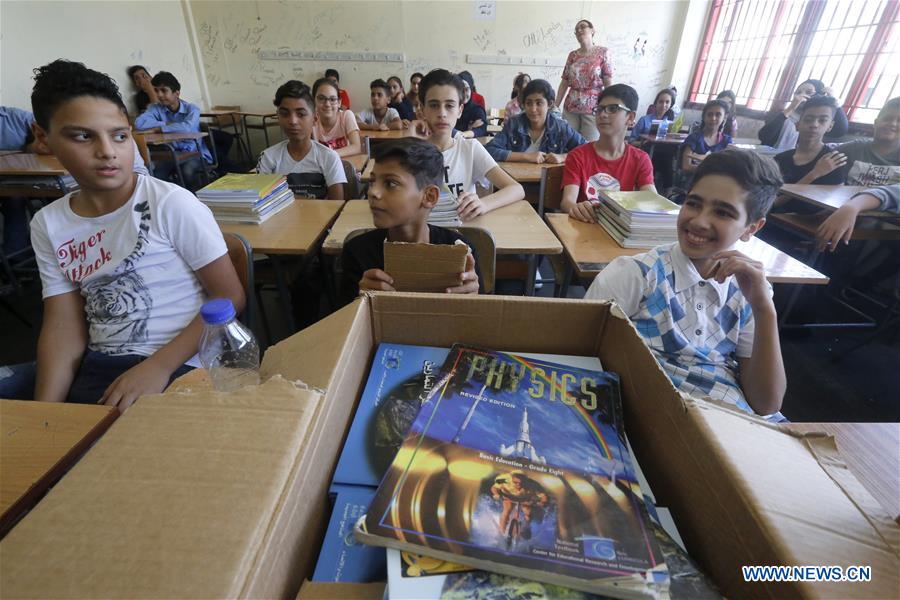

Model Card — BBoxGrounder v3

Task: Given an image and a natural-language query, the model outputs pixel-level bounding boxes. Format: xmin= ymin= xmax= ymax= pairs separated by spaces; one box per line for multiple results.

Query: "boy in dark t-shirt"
xmin=773 ymin=95 xmax=846 ymax=185
xmin=339 ymin=138 xmax=482 ymax=305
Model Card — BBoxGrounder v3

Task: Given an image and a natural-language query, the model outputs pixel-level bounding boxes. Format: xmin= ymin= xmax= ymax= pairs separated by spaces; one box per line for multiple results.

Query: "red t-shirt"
xmin=339 ymin=89 xmax=351 ymax=111
xmin=562 ymin=143 xmax=654 ymax=203
xmin=472 ymin=92 xmax=486 ymax=109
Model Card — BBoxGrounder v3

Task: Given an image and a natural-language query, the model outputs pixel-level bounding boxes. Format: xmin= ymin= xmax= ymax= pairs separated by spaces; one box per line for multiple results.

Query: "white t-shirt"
xmin=441 ymin=135 xmax=497 ymax=198
xmin=256 ymin=139 xmax=347 ymax=185
xmin=30 ymin=174 xmax=227 ymax=364
xmin=357 ymin=107 xmax=400 ymax=126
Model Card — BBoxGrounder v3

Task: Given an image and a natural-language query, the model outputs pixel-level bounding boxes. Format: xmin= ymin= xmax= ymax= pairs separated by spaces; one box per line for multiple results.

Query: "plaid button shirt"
xmin=586 ymin=242 xmax=772 ymax=415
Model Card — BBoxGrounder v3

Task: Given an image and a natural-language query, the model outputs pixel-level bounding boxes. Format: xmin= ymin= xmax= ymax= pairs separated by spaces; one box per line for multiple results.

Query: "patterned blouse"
xmin=561 ymin=46 xmax=614 ymax=115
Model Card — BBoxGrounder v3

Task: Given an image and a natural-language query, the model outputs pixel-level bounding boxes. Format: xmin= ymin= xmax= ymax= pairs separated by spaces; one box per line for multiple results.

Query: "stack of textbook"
xmin=196 ymin=173 xmax=293 ymax=224
xmin=594 ymin=190 xmax=680 ymax=249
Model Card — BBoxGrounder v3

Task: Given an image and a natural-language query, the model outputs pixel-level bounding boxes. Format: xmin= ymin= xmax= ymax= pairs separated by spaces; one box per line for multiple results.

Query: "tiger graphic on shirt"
xmin=81 ymin=200 xmax=153 ymax=352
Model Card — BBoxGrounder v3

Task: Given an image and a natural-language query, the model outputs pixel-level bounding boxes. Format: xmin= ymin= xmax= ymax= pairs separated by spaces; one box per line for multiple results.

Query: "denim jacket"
xmin=486 ymin=113 xmax=585 ymax=161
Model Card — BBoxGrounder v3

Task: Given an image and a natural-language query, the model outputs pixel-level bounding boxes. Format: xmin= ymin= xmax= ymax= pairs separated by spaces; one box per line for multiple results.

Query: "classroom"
xmin=0 ymin=0 xmax=898 ymax=598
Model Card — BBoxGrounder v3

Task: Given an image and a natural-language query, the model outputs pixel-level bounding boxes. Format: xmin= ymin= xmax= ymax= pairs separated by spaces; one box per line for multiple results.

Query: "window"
xmin=689 ymin=0 xmax=899 ymax=124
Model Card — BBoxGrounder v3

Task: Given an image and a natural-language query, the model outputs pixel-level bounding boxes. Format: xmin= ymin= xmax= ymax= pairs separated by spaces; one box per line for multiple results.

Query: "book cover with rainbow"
xmin=358 ymin=345 xmax=668 ymax=598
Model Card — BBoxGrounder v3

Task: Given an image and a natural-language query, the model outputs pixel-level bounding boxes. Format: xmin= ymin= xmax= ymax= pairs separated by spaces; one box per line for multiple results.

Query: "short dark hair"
xmin=798 ymin=94 xmax=838 ymax=116
xmin=127 ymin=65 xmax=149 ymax=80
xmin=419 ymin=69 xmax=465 ymax=104
xmin=702 ymin=99 xmax=731 ymax=119
xmin=151 ymin=71 xmax=180 ymax=92
xmin=387 ymin=76 xmax=403 ymax=88
xmin=273 ymin=80 xmax=312 ymax=108
xmin=372 ymin=138 xmax=444 ymax=190
xmin=878 ymin=96 xmax=900 ymax=119
xmin=691 ymin=148 xmax=783 ymax=223
xmin=31 ymin=59 xmax=128 ymax=131
xmin=410 ymin=72 xmax=424 ymax=82
xmin=716 ymin=89 xmax=736 ymax=104
xmin=324 ymin=68 xmax=340 ymax=80
xmin=312 ymin=77 xmax=339 ymax=99
xmin=370 ymin=78 xmax=391 ymax=95
xmin=576 ymin=19 xmax=594 ymax=29
xmin=521 ymin=79 xmax=555 ymax=104
xmin=598 ymin=84 xmax=639 ymax=112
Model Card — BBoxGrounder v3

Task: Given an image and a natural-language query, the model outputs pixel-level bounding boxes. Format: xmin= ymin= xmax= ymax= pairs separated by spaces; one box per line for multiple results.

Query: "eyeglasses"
xmin=316 ymin=95 xmax=340 ymax=105
xmin=594 ymin=104 xmax=632 ymax=115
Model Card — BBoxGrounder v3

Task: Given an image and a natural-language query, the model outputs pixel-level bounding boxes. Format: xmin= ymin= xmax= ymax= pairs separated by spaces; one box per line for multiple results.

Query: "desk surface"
xmin=779 ymin=184 xmax=879 ymax=213
xmin=545 ymin=212 xmax=829 ymax=284
xmin=640 ymin=133 xmax=688 ymax=145
xmin=497 ymin=161 xmax=562 ymax=184
xmin=786 ymin=422 xmax=900 ymax=522
xmin=769 ymin=212 xmax=900 ymax=242
xmin=240 ymin=111 xmax=277 ymax=118
xmin=0 ymin=154 xmax=68 ymax=176
xmin=137 ymin=131 xmax=208 ymax=144
xmin=218 ymin=199 xmax=344 ymax=255
xmin=0 ymin=400 xmax=118 ymax=536
xmin=322 ymin=199 xmax=562 ymax=256
xmin=344 ymin=153 xmax=368 ymax=172
xmin=360 ymin=129 xmax=408 ymax=140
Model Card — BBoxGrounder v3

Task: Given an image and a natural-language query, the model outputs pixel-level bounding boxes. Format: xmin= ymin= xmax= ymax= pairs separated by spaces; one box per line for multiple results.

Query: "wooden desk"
xmin=136 ymin=131 xmax=208 ymax=145
xmin=779 ymin=184 xmax=884 ymax=213
xmin=0 ymin=400 xmax=118 ymax=537
xmin=769 ymin=212 xmax=900 ymax=242
xmin=322 ymin=199 xmax=561 ymax=256
xmin=731 ymin=138 xmax=778 ymax=156
xmin=0 ymin=154 xmax=74 ymax=198
xmin=497 ymin=161 xmax=560 ymax=184
xmin=360 ymin=130 xmax=408 ymax=140
xmin=545 ymin=212 xmax=829 ymax=286
xmin=786 ymin=422 xmax=900 ymax=522
xmin=0 ymin=153 xmax=67 ymax=175
xmin=344 ymin=153 xmax=368 ymax=172
xmin=217 ymin=199 xmax=344 ymax=255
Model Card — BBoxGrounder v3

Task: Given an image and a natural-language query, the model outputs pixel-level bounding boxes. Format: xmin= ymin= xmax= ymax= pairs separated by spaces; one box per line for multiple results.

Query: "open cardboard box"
xmin=1 ymin=293 xmax=897 ymax=599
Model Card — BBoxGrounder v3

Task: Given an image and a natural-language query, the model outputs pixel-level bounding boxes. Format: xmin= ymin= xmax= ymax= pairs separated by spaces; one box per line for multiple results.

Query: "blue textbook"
xmin=312 ymin=484 xmax=385 ymax=583
xmin=332 ymin=343 xmax=450 ymax=488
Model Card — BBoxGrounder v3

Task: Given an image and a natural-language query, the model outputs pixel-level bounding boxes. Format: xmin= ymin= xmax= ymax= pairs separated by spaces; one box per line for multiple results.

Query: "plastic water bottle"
xmin=198 ymin=298 xmax=260 ymax=392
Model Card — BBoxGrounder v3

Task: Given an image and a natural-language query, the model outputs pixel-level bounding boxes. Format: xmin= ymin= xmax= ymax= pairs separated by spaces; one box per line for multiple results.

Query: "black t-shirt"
xmin=774 ymin=145 xmax=845 ymax=185
xmin=134 ymin=91 xmax=152 ymax=114
xmin=339 ymin=225 xmax=483 ymax=305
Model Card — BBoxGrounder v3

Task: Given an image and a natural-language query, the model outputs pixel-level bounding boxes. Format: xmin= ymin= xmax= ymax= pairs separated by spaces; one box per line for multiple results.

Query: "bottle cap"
xmin=200 ymin=298 xmax=236 ymax=325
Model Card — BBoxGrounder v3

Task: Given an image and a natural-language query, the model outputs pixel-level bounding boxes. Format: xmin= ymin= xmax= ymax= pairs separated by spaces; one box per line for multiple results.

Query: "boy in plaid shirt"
xmin=586 ymin=149 xmax=786 ymax=418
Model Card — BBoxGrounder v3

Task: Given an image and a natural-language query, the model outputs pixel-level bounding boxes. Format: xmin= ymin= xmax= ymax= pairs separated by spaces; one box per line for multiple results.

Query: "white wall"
xmin=188 ymin=0 xmax=694 ymax=114
xmin=0 ymin=0 xmax=206 ymax=115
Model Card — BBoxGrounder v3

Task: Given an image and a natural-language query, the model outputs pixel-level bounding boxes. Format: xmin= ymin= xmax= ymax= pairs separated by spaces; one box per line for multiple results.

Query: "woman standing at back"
xmin=556 ymin=19 xmax=614 ymax=142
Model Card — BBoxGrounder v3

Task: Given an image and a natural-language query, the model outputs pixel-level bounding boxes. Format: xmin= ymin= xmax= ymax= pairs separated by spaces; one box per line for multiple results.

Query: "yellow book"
xmin=197 ymin=173 xmax=287 ymax=200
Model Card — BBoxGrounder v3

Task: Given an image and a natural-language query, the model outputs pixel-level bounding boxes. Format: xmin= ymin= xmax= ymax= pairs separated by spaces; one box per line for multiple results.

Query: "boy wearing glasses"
xmin=561 ymin=84 xmax=655 ymax=223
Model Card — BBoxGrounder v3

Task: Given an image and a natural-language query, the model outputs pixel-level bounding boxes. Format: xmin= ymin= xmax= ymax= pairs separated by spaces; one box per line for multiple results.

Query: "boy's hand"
xmin=815 ymin=202 xmax=863 ymax=251
xmin=401 ymin=119 xmax=410 ymax=129
xmin=568 ymin=200 xmax=598 ymax=223
xmin=378 ymin=123 xmax=389 ymax=131
xmin=471 ymin=119 xmax=485 ymax=129
xmin=811 ymin=151 xmax=847 ymax=179
xmin=359 ymin=268 xmax=396 ymax=292
xmin=447 ymin=252 xmax=479 ymax=294
xmin=544 ymin=153 xmax=564 ymax=164
xmin=458 ymin=192 xmax=486 ymax=221
xmin=102 ymin=357 xmax=172 ymax=411
xmin=709 ymin=250 xmax=772 ymax=311
xmin=408 ymin=119 xmax=430 ymax=139
xmin=524 ymin=151 xmax=547 ymax=164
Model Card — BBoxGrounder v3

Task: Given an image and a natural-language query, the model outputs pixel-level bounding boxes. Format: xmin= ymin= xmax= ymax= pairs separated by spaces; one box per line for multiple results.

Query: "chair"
xmin=341 ymin=159 xmax=362 ymax=199
xmin=536 ymin=165 xmax=567 ymax=294
xmin=134 ymin=133 xmax=153 ymax=176
xmin=454 ymin=226 xmax=496 ymax=294
xmin=223 ymin=232 xmax=255 ymax=330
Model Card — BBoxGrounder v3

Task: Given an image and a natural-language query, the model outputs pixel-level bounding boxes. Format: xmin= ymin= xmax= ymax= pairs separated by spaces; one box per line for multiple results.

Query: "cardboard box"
xmin=3 ymin=294 xmax=897 ymax=598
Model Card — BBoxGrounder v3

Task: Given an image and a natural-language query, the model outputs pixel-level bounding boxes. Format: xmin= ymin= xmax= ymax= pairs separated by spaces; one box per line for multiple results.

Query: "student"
xmin=387 ymin=75 xmax=414 ymax=122
xmin=815 ymin=183 xmax=900 ymax=252
xmin=486 ymin=79 xmax=585 ymax=164
xmin=716 ymin=90 xmax=738 ymax=138
xmin=408 ymin=91 xmax=422 ymax=121
xmin=681 ymin=99 xmax=733 ymax=174
xmin=127 ymin=65 xmax=157 ymax=114
xmin=1 ymin=106 xmax=36 ymax=150
xmin=585 ymin=148 xmax=786 ymax=418
xmin=504 ymin=73 xmax=531 ymax=119
xmin=772 ymin=95 xmax=846 ymax=185
xmin=837 ymin=97 xmax=900 ymax=187
xmin=561 ymin=84 xmax=656 ymax=223
xmin=458 ymin=71 xmax=486 ymax=109
xmin=409 ymin=72 xmax=424 ymax=95
xmin=357 ymin=79 xmax=403 ymax=131
xmin=414 ymin=69 xmax=524 ymax=221
xmin=133 ymin=71 xmax=213 ymax=190
xmin=456 ymin=72 xmax=488 ymax=138
xmin=256 ymin=80 xmax=346 ymax=199
xmin=339 ymin=138 xmax=481 ymax=305
xmin=758 ymin=79 xmax=848 ymax=150
xmin=325 ymin=68 xmax=351 ymax=110
xmin=631 ymin=88 xmax=676 ymax=140
xmin=0 ymin=59 xmax=244 ymax=410
xmin=311 ymin=77 xmax=362 ymax=157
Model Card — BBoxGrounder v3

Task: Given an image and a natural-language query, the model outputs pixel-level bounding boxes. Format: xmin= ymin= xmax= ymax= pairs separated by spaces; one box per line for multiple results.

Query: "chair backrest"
xmin=210 ymin=105 xmax=241 ymax=127
xmin=365 ymin=136 xmax=392 ymax=158
xmin=538 ymin=164 xmax=565 ymax=215
xmin=341 ymin=159 xmax=362 ymax=199
xmin=199 ymin=122 xmax=220 ymax=171
xmin=133 ymin=134 xmax=153 ymax=175
xmin=453 ymin=226 xmax=496 ymax=294
xmin=223 ymin=232 xmax=254 ymax=328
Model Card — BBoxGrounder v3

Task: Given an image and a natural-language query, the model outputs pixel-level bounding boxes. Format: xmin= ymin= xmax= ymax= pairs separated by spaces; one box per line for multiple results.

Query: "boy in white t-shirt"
xmin=257 ymin=80 xmax=346 ymax=199
xmin=0 ymin=60 xmax=244 ymax=410
xmin=412 ymin=69 xmax=524 ymax=220
xmin=356 ymin=79 xmax=403 ymax=131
